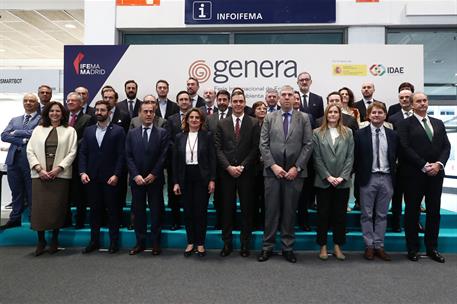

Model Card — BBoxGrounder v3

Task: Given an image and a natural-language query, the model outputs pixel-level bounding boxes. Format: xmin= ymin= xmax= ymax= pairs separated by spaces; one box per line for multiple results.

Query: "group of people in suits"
xmin=0 ymin=75 xmax=451 ymax=264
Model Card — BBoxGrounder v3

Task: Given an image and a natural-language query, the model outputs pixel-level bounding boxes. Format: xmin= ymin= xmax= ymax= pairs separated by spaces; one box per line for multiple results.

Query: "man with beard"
xmin=75 ymin=86 xmax=95 ymax=116
xmin=186 ymin=77 xmax=205 ymax=108
xmin=155 ymin=79 xmax=179 ymax=119
xmin=79 ymin=100 xmax=125 ymax=253
xmin=117 ymin=80 xmax=142 ymax=118
xmin=354 ymin=82 xmax=384 ymax=121
xmin=297 ymin=72 xmax=324 ymax=119
xmin=200 ymin=87 xmax=218 ymax=117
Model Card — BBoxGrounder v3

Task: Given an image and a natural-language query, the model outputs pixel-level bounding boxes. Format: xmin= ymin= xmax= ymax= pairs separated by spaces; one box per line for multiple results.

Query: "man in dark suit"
xmin=205 ymin=90 xmax=232 ymax=229
xmin=79 ymin=100 xmax=125 ymax=253
xmin=258 ymin=85 xmax=313 ymax=263
xmin=117 ymin=80 xmax=141 ymax=119
xmin=397 ymin=92 xmax=450 ymax=263
xmin=315 ymin=92 xmax=359 ymax=133
xmin=388 ymin=89 xmax=413 ymax=232
xmin=130 ymin=95 xmax=168 ymax=129
xmin=126 ymin=102 xmax=170 ymax=255
xmin=215 ymin=91 xmax=260 ymax=257
xmin=297 ymin=71 xmax=324 ymax=119
xmin=187 ymin=77 xmax=205 ymax=108
xmin=66 ymin=92 xmax=93 ymax=228
xmin=354 ymin=82 xmax=384 ymax=121
xmin=75 ymin=86 xmax=95 ymax=116
xmin=200 ymin=87 xmax=218 ymax=116
xmin=37 ymin=84 xmax=52 ymax=114
xmin=0 ymin=93 xmax=40 ymax=230
xmin=387 ymin=82 xmax=415 ymax=119
xmin=156 ymin=79 xmax=179 ymax=119
xmin=165 ymin=91 xmax=193 ymax=230
xmin=355 ymin=102 xmax=398 ymax=261
xmin=265 ymin=88 xmax=280 ymax=113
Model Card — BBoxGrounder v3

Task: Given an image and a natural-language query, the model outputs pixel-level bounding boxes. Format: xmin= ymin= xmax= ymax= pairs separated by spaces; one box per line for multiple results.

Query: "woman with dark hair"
xmin=252 ymin=101 xmax=267 ymax=228
xmin=26 ymin=101 xmax=77 ymax=256
xmin=339 ymin=87 xmax=360 ymax=124
xmin=173 ymin=108 xmax=216 ymax=257
xmin=313 ymin=104 xmax=354 ymax=261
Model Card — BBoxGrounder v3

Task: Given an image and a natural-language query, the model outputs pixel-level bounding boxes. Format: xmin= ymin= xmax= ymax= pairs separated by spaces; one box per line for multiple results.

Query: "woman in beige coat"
xmin=313 ymin=104 xmax=354 ymax=261
xmin=27 ymin=101 xmax=77 ymax=256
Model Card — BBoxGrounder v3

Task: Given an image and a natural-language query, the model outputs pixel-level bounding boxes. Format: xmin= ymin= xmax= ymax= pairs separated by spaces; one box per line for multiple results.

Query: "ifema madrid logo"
xmin=369 ymin=64 xmax=386 ymax=76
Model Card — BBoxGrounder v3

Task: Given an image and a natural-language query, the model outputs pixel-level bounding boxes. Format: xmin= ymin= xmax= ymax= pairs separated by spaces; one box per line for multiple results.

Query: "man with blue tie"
xmin=258 ymin=85 xmax=313 ymax=263
xmin=1 ymin=93 xmax=40 ymax=229
xmin=126 ymin=101 xmax=170 ymax=255
xmin=265 ymin=88 xmax=280 ymax=113
xmin=397 ymin=92 xmax=451 ymax=263
xmin=354 ymin=102 xmax=398 ymax=261
xmin=79 ymin=100 xmax=125 ymax=253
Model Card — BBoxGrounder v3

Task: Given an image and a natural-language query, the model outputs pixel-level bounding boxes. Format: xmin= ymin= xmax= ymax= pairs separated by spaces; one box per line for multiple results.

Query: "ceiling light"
xmin=0 ymin=49 xmax=6 ymax=52
xmin=64 ymin=23 xmax=76 ymax=29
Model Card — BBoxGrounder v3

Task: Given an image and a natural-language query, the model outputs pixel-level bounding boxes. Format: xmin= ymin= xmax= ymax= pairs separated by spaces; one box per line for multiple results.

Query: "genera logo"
xmin=73 ymin=51 xmax=106 ymax=75
xmin=370 ymin=64 xmax=405 ymax=76
xmin=188 ymin=59 xmax=297 ymax=84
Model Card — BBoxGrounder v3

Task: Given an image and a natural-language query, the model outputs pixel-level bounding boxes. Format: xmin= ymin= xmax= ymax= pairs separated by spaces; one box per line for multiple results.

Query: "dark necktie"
xmin=129 ymin=100 xmax=134 ymax=118
xmin=181 ymin=114 xmax=185 ymax=130
xmin=375 ymin=128 xmax=380 ymax=170
xmin=23 ymin=114 xmax=31 ymax=128
xmin=219 ymin=112 xmax=224 ymax=120
xmin=69 ymin=113 xmax=77 ymax=127
xmin=422 ymin=118 xmax=433 ymax=141
xmin=302 ymin=94 xmax=308 ymax=111
xmin=207 ymin=107 xmax=212 ymax=115
xmin=283 ymin=112 xmax=290 ymax=138
xmin=235 ymin=118 xmax=240 ymax=140
xmin=269 ymin=106 xmax=276 ymax=113
xmin=142 ymin=127 xmax=149 ymax=148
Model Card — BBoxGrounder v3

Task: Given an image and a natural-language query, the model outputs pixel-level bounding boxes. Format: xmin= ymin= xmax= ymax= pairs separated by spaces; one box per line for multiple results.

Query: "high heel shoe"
xmin=333 ymin=245 xmax=346 ymax=261
xmin=197 ymin=246 xmax=206 ymax=257
xmin=184 ymin=245 xmax=194 ymax=257
xmin=319 ymin=245 xmax=328 ymax=260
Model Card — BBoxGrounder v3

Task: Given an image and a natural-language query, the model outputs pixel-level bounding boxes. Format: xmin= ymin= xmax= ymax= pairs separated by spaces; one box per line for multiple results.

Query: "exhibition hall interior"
xmin=0 ymin=1 xmax=456 ymax=303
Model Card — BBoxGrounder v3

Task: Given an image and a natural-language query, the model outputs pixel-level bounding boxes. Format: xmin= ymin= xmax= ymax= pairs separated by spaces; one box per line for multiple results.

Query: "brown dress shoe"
xmin=375 ymin=248 xmax=392 ymax=261
xmin=34 ymin=241 xmax=47 ymax=257
xmin=364 ymin=247 xmax=374 ymax=260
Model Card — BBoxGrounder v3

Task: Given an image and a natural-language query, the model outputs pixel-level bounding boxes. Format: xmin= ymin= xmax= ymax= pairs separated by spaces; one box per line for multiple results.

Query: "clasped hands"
xmin=37 ymin=166 xmax=62 ymax=181
xmin=134 ymin=174 xmax=156 ymax=186
xmin=271 ymin=164 xmax=298 ymax=181
xmin=424 ymin=162 xmax=441 ymax=176
xmin=326 ymin=176 xmax=344 ymax=187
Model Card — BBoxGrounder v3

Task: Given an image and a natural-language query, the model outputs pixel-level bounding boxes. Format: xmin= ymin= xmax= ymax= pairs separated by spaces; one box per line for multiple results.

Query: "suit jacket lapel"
xmin=286 ymin=111 xmax=297 ymax=141
xmin=325 ymin=130 xmax=337 ymax=155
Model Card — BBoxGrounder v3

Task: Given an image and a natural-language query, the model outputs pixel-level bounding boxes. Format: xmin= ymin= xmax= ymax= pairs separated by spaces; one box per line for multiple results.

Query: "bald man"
xmin=354 ymin=82 xmax=383 ymax=121
xmin=1 ymin=93 xmax=41 ymax=229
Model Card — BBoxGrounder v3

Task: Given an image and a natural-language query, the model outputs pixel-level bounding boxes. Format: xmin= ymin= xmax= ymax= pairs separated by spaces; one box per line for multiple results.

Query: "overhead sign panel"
xmin=184 ymin=0 xmax=336 ymax=24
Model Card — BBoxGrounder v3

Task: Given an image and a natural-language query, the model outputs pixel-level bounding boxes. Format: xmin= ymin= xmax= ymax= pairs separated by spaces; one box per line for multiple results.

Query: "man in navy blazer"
xmin=354 ymin=102 xmax=398 ymax=261
xmin=397 ymin=92 xmax=450 ymax=263
xmin=1 ymin=93 xmax=40 ymax=229
xmin=79 ymin=100 xmax=125 ymax=253
xmin=126 ymin=101 xmax=170 ymax=255
xmin=297 ymin=71 xmax=324 ymax=119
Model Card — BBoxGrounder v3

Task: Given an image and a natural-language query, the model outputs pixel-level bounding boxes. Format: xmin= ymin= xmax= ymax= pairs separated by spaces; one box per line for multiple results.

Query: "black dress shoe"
xmin=240 ymin=245 xmax=250 ymax=257
xmin=184 ymin=249 xmax=193 ymax=257
xmin=257 ymin=250 xmax=272 ymax=262
xmin=426 ymin=249 xmax=445 ymax=263
xmin=82 ymin=242 xmax=100 ymax=254
xmin=170 ymin=224 xmax=180 ymax=231
xmin=129 ymin=245 xmax=145 ymax=255
xmin=34 ymin=241 xmax=47 ymax=257
xmin=108 ymin=243 xmax=119 ymax=254
xmin=152 ymin=246 xmax=161 ymax=256
xmin=0 ymin=221 xmax=21 ymax=230
xmin=282 ymin=250 xmax=297 ymax=263
xmin=352 ymin=204 xmax=361 ymax=211
xmin=220 ymin=244 xmax=233 ymax=257
xmin=48 ymin=242 xmax=59 ymax=254
xmin=407 ymin=251 xmax=419 ymax=262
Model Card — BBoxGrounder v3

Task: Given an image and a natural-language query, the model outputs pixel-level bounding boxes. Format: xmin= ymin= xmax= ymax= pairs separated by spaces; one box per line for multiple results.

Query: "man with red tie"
xmin=200 ymin=87 xmax=218 ymax=117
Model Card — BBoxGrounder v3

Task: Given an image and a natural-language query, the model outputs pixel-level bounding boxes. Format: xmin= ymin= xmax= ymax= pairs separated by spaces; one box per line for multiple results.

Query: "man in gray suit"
xmin=258 ymin=85 xmax=313 ymax=263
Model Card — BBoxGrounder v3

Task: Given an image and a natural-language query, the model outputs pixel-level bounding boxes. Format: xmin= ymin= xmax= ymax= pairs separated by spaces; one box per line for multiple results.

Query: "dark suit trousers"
xmin=254 ymin=171 xmax=265 ymax=229
xmin=131 ymin=181 xmax=163 ymax=247
xmin=87 ymin=181 xmax=120 ymax=243
xmin=316 ymin=187 xmax=349 ymax=246
xmin=182 ymin=165 xmax=209 ymax=246
xmin=220 ymin=170 xmax=255 ymax=245
xmin=263 ymin=177 xmax=304 ymax=252
xmin=166 ymin=164 xmax=181 ymax=225
xmin=404 ymin=174 xmax=443 ymax=252
xmin=391 ymin=171 xmax=404 ymax=227
xmin=298 ymin=160 xmax=316 ymax=226
xmin=69 ymin=159 xmax=87 ymax=225
xmin=6 ymin=150 xmax=32 ymax=223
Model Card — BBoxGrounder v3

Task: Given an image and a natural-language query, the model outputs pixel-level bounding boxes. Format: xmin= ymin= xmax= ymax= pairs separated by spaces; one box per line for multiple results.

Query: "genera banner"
xmin=64 ymin=44 xmax=423 ymax=107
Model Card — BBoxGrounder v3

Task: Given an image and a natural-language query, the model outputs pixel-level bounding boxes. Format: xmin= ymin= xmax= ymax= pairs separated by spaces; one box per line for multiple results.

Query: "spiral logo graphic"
xmin=188 ymin=60 xmax=211 ymax=83
xmin=369 ymin=64 xmax=386 ymax=76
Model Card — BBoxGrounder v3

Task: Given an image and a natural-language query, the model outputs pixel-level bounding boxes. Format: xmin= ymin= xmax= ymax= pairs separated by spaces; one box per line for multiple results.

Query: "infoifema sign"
xmin=64 ymin=44 xmax=423 ymax=107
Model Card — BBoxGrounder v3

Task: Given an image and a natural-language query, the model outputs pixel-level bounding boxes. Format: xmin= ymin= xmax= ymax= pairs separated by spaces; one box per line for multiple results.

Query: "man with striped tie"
xmin=1 ymin=93 xmax=41 ymax=229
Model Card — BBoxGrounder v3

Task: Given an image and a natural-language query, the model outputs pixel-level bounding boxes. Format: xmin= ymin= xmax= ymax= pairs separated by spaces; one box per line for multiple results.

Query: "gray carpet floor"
xmin=0 ymin=247 xmax=456 ymax=304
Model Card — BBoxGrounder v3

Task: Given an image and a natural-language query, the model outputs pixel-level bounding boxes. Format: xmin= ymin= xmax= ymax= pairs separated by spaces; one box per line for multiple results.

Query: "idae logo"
xmin=73 ymin=52 xmax=106 ymax=75
xmin=369 ymin=64 xmax=386 ymax=76
xmin=370 ymin=63 xmax=405 ymax=76
xmin=189 ymin=59 xmax=297 ymax=84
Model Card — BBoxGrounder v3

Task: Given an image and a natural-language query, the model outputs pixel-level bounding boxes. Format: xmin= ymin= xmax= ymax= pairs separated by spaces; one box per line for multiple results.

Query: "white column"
xmin=85 ymin=0 xmax=118 ymax=45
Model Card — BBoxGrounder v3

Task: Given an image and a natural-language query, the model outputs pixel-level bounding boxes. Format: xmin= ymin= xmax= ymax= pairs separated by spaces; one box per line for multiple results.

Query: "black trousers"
xmin=316 ymin=187 xmax=349 ymax=246
xmin=404 ymin=174 xmax=443 ymax=252
xmin=391 ymin=171 xmax=404 ymax=227
xmin=166 ymin=164 xmax=181 ymax=226
xmin=182 ymin=165 xmax=209 ymax=246
xmin=219 ymin=170 xmax=255 ymax=246
xmin=87 ymin=180 xmax=120 ymax=244
xmin=297 ymin=160 xmax=316 ymax=226
xmin=254 ymin=171 xmax=265 ymax=229
xmin=131 ymin=180 xmax=163 ymax=247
